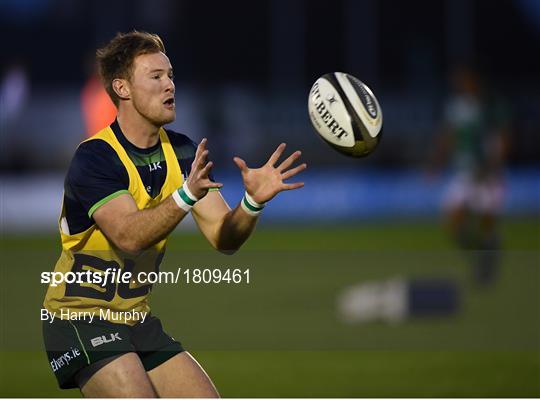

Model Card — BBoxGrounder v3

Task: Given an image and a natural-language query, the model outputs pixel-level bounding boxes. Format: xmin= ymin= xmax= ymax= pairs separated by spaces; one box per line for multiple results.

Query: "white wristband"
xmin=172 ymin=182 xmax=199 ymax=212
xmin=241 ymin=191 xmax=266 ymax=216
xmin=182 ymin=182 xmax=199 ymax=203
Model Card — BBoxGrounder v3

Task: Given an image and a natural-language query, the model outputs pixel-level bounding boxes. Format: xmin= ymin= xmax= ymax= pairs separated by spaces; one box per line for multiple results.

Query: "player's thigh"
xmin=147 ymin=351 xmax=219 ymax=398
xmin=472 ymin=179 xmax=504 ymax=218
xmin=443 ymin=173 xmax=471 ymax=215
xmin=80 ymin=352 xmax=157 ymax=398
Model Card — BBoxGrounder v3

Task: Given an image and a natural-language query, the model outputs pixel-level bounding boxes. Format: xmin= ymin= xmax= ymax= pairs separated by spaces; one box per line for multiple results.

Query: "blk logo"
xmin=91 ymin=332 xmax=122 ymax=347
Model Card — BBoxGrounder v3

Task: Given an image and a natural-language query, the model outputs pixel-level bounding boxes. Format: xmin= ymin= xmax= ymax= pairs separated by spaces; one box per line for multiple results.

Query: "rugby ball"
xmin=308 ymin=72 xmax=383 ymax=157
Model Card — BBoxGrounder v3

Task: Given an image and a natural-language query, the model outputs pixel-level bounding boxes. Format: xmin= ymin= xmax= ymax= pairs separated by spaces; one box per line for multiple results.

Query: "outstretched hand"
xmin=186 ymin=138 xmax=223 ymax=199
xmin=233 ymin=143 xmax=307 ymax=204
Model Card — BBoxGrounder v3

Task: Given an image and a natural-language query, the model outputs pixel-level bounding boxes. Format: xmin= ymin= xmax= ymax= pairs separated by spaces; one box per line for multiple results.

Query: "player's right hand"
xmin=185 ymin=138 xmax=223 ymax=200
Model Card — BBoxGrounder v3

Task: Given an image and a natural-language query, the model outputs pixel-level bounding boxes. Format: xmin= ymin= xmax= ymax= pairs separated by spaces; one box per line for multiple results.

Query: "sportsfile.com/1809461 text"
xmin=40 ymin=268 xmax=251 ymax=287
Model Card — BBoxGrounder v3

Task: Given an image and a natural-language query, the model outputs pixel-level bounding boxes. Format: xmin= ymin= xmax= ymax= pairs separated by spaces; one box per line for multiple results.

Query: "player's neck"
xmin=116 ymin=110 xmax=160 ymax=149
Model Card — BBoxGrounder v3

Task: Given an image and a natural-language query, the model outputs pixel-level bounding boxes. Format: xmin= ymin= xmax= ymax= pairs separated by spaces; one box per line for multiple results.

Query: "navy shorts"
xmin=42 ymin=315 xmax=184 ymax=389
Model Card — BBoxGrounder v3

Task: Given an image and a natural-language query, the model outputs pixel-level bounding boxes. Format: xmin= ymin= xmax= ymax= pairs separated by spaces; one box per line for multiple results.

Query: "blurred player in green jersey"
xmin=436 ymin=65 xmax=510 ymax=284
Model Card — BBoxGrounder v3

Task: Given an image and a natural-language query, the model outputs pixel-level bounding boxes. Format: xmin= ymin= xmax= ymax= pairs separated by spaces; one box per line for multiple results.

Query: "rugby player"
xmin=42 ymin=31 xmax=306 ymax=397
xmin=438 ymin=66 xmax=509 ymax=284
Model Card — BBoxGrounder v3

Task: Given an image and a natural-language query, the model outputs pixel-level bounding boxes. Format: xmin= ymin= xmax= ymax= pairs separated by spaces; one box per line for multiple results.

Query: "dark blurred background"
xmin=0 ymin=1 xmax=539 ymax=397
xmin=1 ymin=0 xmax=539 ymax=168
xmin=1 ymin=0 xmax=539 ymax=229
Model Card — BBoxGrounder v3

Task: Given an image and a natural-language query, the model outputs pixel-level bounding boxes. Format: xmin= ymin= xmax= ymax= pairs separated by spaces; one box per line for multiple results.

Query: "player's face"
xmin=129 ymin=52 xmax=175 ymax=126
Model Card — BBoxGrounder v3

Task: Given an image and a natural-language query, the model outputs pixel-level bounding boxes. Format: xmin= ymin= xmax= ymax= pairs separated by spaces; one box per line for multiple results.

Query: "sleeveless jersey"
xmin=43 ymin=125 xmax=184 ymax=325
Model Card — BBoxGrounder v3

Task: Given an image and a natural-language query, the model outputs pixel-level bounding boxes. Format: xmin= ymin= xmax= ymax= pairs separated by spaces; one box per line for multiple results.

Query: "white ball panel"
xmin=308 ymin=78 xmax=355 ymax=148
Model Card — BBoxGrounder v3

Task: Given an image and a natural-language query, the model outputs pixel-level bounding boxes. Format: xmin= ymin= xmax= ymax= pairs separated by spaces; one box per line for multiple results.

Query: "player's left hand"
xmin=233 ymin=143 xmax=307 ymax=204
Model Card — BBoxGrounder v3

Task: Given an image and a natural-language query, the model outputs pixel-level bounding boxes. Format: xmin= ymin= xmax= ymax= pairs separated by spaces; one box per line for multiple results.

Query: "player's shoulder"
xmin=71 ymin=138 xmax=119 ymax=166
xmin=164 ymin=128 xmax=197 ymax=159
xmin=78 ymin=136 xmax=115 ymax=150
xmin=67 ymin=138 xmax=125 ymax=181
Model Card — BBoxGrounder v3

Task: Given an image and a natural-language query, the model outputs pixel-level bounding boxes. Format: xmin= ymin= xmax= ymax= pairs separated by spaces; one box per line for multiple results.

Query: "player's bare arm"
xmin=192 ymin=142 xmax=307 ymax=252
xmin=93 ymin=137 xmax=222 ymax=253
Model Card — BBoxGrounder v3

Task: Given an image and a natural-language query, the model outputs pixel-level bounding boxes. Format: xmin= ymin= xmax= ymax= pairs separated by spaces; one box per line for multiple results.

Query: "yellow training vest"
xmin=43 ymin=126 xmax=183 ymax=325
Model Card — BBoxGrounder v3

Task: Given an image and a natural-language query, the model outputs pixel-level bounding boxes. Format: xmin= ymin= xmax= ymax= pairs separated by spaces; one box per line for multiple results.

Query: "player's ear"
xmin=112 ymin=78 xmax=130 ymax=101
